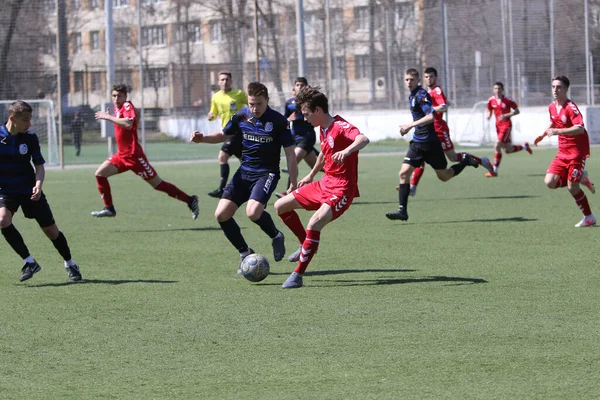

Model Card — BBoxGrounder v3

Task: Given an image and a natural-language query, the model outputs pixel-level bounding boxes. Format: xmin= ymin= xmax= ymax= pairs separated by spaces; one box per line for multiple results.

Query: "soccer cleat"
xmin=274 ymin=192 xmax=287 ymax=199
xmin=288 ymin=245 xmax=302 ymax=262
xmin=485 ymin=171 xmax=497 ymax=178
xmin=481 ymin=156 xmax=494 ymax=174
xmin=91 ymin=207 xmax=116 ymax=217
xmin=524 ymin=142 xmax=533 ymax=154
xmin=207 ymin=188 xmax=223 ymax=198
xmin=20 ymin=261 xmax=42 ymax=282
xmin=238 ymin=248 xmax=255 ymax=274
xmin=65 ymin=262 xmax=82 ymax=282
xmin=272 ymin=231 xmax=285 ymax=262
xmin=461 ymin=153 xmax=479 ymax=168
xmin=582 ymin=171 xmax=596 ymax=194
xmin=188 ymin=195 xmax=200 ymax=220
xmin=409 ymin=185 xmax=417 ymax=197
xmin=282 ymin=272 xmax=303 ymax=289
xmin=575 ymin=215 xmax=596 ymax=228
xmin=281 ymin=168 xmax=289 ymax=174
xmin=386 ymin=206 xmax=408 ymax=221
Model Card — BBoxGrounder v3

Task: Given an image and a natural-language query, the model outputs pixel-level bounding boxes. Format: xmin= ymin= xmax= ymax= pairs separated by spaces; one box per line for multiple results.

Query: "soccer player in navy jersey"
xmin=386 ymin=69 xmax=479 ymax=221
xmin=190 ymin=82 xmax=298 ymax=273
xmin=0 ymin=101 xmax=82 ymax=282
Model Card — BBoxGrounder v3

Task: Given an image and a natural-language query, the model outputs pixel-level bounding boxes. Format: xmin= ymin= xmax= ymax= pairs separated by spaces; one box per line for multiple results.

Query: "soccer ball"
xmin=240 ymin=253 xmax=270 ymax=282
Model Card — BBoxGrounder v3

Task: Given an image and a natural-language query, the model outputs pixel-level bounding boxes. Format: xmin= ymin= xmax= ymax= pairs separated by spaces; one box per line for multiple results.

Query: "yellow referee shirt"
xmin=209 ymin=89 xmax=248 ymax=128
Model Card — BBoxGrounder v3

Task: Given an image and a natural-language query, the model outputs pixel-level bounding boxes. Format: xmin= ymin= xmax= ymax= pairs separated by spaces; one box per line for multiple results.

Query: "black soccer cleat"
xmin=386 ymin=206 xmax=408 ymax=221
xmin=65 ymin=262 xmax=82 ymax=282
xmin=188 ymin=195 xmax=200 ymax=220
xmin=20 ymin=261 xmax=42 ymax=281
xmin=207 ymin=188 xmax=223 ymax=198
xmin=91 ymin=207 xmax=116 ymax=217
xmin=461 ymin=154 xmax=479 ymax=168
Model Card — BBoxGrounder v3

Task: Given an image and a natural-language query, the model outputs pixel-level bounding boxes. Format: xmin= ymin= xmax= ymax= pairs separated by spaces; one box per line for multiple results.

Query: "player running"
xmin=486 ymin=81 xmax=532 ymax=177
xmin=409 ymin=67 xmax=493 ymax=196
xmin=534 ymin=75 xmax=596 ymax=227
xmin=275 ymin=86 xmax=370 ymax=289
xmin=92 ymin=84 xmax=199 ymax=219
xmin=190 ymin=82 xmax=298 ymax=272
xmin=386 ymin=69 xmax=479 ymax=222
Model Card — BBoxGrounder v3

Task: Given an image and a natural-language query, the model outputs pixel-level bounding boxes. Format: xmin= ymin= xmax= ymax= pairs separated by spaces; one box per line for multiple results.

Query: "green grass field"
xmin=1 ymin=146 xmax=599 ymax=399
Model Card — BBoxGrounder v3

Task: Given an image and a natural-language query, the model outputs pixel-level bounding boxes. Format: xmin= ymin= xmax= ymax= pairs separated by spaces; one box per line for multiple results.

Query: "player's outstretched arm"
xmin=283 ymin=146 xmax=298 ymax=192
xmin=189 ymin=131 xmax=228 ymax=144
xmin=95 ymin=109 xmax=133 ymax=129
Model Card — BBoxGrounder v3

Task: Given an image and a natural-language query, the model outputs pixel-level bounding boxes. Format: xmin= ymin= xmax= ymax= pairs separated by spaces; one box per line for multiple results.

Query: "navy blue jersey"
xmin=0 ymin=125 xmax=45 ymax=195
xmin=284 ymin=97 xmax=314 ymax=140
xmin=223 ymin=107 xmax=294 ymax=175
xmin=409 ymin=86 xmax=437 ymax=142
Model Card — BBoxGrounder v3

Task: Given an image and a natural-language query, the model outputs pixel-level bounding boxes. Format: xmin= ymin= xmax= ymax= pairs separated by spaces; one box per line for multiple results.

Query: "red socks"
xmin=572 ymin=189 xmax=592 ymax=216
xmin=295 ymin=230 xmax=320 ymax=274
xmin=279 ymin=211 xmax=306 ymax=243
xmin=155 ymin=181 xmax=190 ymax=203
xmin=411 ymin=166 xmax=425 ymax=186
xmin=96 ymin=176 xmax=113 ymax=207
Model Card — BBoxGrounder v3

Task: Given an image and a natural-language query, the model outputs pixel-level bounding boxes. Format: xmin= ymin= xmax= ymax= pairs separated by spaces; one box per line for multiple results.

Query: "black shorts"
xmin=221 ymin=135 xmax=242 ymax=158
xmin=0 ymin=192 xmax=56 ymax=227
xmin=222 ymin=169 xmax=279 ymax=207
xmin=404 ymin=140 xmax=448 ymax=170
xmin=294 ymin=132 xmax=317 ymax=152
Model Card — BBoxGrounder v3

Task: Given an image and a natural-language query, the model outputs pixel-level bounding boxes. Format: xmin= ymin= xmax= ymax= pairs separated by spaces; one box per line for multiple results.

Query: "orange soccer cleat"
xmin=485 ymin=171 xmax=497 ymax=178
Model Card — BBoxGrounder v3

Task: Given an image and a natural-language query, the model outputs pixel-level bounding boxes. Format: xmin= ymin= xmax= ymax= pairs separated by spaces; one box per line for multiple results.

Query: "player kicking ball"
xmin=275 ymin=86 xmax=370 ymax=289
xmin=534 ymin=75 xmax=596 ymax=228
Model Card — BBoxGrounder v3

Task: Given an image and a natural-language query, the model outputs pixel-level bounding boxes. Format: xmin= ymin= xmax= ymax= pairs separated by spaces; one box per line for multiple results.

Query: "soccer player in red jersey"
xmin=409 ymin=67 xmax=493 ymax=195
xmin=486 ymin=81 xmax=531 ymax=177
xmin=274 ymin=86 xmax=370 ymax=288
xmin=92 ymin=84 xmax=199 ymax=219
xmin=535 ymin=76 xmax=596 ymax=227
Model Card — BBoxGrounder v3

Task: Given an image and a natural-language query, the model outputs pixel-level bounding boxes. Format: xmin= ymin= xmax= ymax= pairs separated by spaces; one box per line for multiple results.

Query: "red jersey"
xmin=487 ymin=96 xmax=518 ymax=130
xmin=549 ymin=99 xmax=590 ymax=160
xmin=428 ymin=85 xmax=448 ymax=133
xmin=114 ymin=101 xmax=141 ymax=157
xmin=319 ymin=115 xmax=362 ymax=197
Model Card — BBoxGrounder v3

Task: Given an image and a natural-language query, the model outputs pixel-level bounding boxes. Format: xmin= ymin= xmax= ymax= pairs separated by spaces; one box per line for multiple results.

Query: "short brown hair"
xmin=552 ymin=75 xmax=570 ymax=89
xmin=247 ymin=82 xmax=268 ymax=98
xmin=295 ymin=86 xmax=329 ymax=114
xmin=112 ymin=84 xmax=128 ymax=95
xmin=405 ymin=68 xmax=419 ymax=79
xmin=8 ymin=100 xmax=33 ymax=117
xmin=218 ymin=71 xmax=232 ymax=79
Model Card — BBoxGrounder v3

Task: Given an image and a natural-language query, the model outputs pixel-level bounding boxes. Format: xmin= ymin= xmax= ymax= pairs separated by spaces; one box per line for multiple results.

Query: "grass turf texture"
xmin=1 ymin=146 xmax=599 ymax=399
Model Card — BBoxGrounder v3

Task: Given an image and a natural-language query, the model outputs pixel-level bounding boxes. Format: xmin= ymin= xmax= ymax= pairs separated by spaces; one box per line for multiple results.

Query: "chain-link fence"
xmin=1 ymin=0 xmax=599 ymax=164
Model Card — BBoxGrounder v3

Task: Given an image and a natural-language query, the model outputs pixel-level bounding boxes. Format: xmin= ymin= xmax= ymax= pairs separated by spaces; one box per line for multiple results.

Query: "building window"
xmin=142 ymin=25 xmax=166 ymax=46
xmin=74 ymin=71 xmax=84 ymax=92
xmin=116 ymin=28 xmax=131 ymax=49
xmin=72 ymin=33 xmax=82 ymax=54
xmin=304 ymin=13 xmax=323 ymax=36
xmin=355 ymin=55 xmax=369 ymax=79
xmin=395 ymin=3 xmax=414 ymax=30
xmin=355 ymin=7 xmax=369 ymax=31
xmin=91 ymin=0 xmax=100 ymax=9
xmin=115 ymin=70 xmax=130 ymax=85
xmin=90 ymin=31 xmax=100 ymax=51
xmin=176 ymin=22 xmax=202 ymax=44
xmin=143 ymin=68 xmax=169 ymax=88
xmin=330 ymin=9 xmax=344 ymax=35
xmin=43 ymin=35 xmax=57 ymax=55
xmin=72 ymin=0 xmax=81 ymax=9
xmin=91 ymin=72 xmax=103 ymax=92
xmin=142 ymin=0 xmax=164 ymax=4
xmin=210 ymin=20 xmax=224 ymax=43
xmin=113 ymin=0 xmax=128 ymax=8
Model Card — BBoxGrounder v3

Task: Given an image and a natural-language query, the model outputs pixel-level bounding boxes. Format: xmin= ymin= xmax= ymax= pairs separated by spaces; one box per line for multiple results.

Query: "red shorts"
xmin=497 ymin=126 xmax=512 ymax=143
xmin=292 ymin=181 xmax=355 ymax=221
xmin=108 ymin=152 xmax=157 ymax=181
xmin=437 ymin=130 xmax=454 ymax=151
xmin=547 ymin=156 xmax=587 ymax=183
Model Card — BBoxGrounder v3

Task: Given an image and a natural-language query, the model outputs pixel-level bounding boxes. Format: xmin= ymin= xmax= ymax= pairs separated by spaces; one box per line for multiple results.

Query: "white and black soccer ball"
xmin=240 ymin=253 xmax=270 ymax=282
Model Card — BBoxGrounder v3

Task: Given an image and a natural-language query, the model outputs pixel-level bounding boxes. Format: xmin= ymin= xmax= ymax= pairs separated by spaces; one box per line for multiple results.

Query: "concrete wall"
xmin=159 ymin=106 xmax=600 ymax=147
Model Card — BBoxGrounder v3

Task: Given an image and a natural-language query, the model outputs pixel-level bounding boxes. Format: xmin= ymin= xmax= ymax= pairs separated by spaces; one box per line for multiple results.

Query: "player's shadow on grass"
xmin=424 ymin=216 xmax=538 ymax=224
xmin=112 ymin=227 xmax=222 ymax=233
xmin=24 ymin=279 xmax=179 ymax=287
xmin=317 ymin=275 xmax=487 ymax=287
xmin=268 ymin=268 xmax=416 ymax=276
xmin=455 ymin=195 xmax=540 ymax=200
xmin=352 ymin=200 xmax=398 ymax=206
